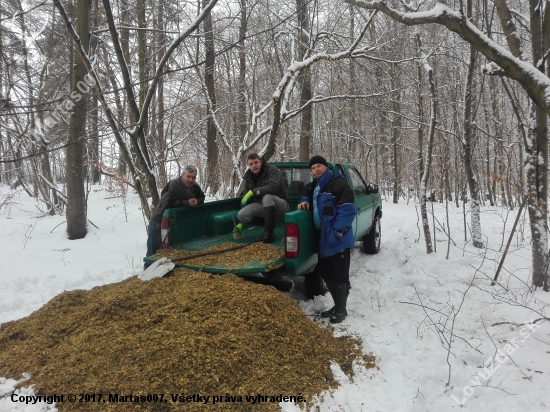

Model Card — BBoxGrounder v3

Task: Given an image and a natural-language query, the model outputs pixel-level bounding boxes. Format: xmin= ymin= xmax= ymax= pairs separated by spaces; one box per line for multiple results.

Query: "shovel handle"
xmin=170 ymin=244 xmax=249 ymax=263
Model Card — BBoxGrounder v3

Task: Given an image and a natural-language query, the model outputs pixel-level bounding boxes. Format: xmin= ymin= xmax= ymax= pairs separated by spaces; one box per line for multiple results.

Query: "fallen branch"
xmin=87 ymin=219 xmax=99 ymax=229
xmin=491 ymin=318 xmax=550 ymax=327
xmin=491 ymin=196 xmax=526 ymax=285
xmin=50 ymin=221 xmax=66 ymax=233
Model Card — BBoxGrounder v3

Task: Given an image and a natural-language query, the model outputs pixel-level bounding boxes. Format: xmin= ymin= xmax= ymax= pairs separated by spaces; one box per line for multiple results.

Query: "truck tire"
xmin=304 ymin=270 xmax=327 ymax=300
xmin=363 ymin=215 xmax=381 ymax=254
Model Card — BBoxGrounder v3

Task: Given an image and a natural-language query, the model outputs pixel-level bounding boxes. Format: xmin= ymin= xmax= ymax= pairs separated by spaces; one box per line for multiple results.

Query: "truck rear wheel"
xmin=362 ymin=215 xmax=381 ymax=254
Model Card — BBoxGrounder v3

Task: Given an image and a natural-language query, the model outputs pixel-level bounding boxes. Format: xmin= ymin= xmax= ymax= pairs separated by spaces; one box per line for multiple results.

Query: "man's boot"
xmin=232 ymin=222 xmax=244 ymax=240
xmin=321 ymin=280 xmax=337 ymax=318
xmin=255 ymin=206 xmax=276 ymax=243
xmin=330 ymin=282 xmax=349 ymax=324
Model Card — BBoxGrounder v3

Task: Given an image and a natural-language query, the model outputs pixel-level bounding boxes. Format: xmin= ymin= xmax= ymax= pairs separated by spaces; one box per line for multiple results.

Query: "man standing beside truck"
xmin=234 ymin=153 xmax=289 ymax=243
xmin=297 ymin=155 xmax=356 ymax=323
xmin=145 ymin=166 xmax=205 ymax=262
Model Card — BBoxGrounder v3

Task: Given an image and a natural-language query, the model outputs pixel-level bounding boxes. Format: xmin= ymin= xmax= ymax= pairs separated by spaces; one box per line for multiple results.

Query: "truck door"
xmin=346 ymin=167 xmax=372 ymax=239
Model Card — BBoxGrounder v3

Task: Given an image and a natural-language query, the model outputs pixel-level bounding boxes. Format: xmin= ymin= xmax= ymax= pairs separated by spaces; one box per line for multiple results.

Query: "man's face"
xmin=181 ymin=171 xmax=197 ymax=188
xmin=248 ymin=158 xmax=262 ymax=174
xmin=311 ymin=163 xmax=328 ymax=179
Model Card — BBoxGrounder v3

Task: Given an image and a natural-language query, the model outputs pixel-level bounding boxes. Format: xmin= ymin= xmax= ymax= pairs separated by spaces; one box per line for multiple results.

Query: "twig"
xmin=50 ymin=221 xmax=66 ymax=233
xmin=421 ymin=268 xmax=442 ymax=286
xmin=491 ymin=196 xmax=526 ymax=285
xmin=398 ymin=300 xmax=448 ymax=317
xmin=490 ymin=318 xmax=550 ymax=327
xmin=426 ymin=206 xmax=457 ymax=246
xmin=470 ymin=384 xmax=516 ymax=396
xmin=87 ymin=219 xmax=99 ymax=229
xmin=480 ymin=315 xmax=499 ymax=365
xmin=23 ymin=218 xmax=39 ymax=249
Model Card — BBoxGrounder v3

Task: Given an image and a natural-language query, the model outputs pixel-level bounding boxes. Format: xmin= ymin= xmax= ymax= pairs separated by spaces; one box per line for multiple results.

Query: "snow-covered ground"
xmin=1 ymin=184 xmax=549 ymax=411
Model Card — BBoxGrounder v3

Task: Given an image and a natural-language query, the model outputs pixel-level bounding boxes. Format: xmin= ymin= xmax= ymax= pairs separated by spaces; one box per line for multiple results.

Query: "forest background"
xmin=1 ymin=0 xmax=550 ymax=290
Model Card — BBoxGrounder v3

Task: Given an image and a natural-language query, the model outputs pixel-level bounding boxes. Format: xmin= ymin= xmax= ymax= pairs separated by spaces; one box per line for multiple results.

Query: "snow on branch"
xmin=263 ymin=9 xmax=378 ymax=159
xmin=345 ymin=0 xmax=550 ymax=116
xmin=37 ymin=173 xmax=67 ymax=203
xmin=482 ymin=62 xmax=507 ymax=77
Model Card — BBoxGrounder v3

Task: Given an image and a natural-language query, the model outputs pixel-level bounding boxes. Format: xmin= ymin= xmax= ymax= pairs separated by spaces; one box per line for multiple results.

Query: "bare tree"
xmin=462 ymin=0 xmax=483 ymax=248
xmin=202 ymin=0 xmax=220 ymax=193
xmin=419 ymin=50 xmax=436 ymax=254
xmin=296 ymin=0 xmax=312 ymax=161
xmin=65 ymin=0 xmax=91 ymax=239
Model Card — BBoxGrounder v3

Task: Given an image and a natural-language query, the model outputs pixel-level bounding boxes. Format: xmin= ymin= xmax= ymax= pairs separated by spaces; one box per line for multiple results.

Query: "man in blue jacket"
xmin=297 ymin=155 xmax=356 ymax=323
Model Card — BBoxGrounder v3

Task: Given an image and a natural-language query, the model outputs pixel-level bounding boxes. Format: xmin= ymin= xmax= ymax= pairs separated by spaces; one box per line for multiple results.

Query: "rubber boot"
xmin=255 ymin=206 xmax=276 ymax=243
xmin=330 ymin=282 xmax=349 ymax=324
xmin=321 ymin=280 xmax=337 ymax=318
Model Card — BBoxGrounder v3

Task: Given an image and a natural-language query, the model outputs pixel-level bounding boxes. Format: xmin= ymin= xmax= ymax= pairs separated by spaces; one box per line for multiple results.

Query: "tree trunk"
xmin=485 ymin=137 xmax=494 ymax=206
xmin=296 ymin=0 xmax=312 ymax=161
xmin=156 ymin=0 xmax=167 ymax=188
xmin=419 ymin=54 xmax=436 ymax=254
xmin=462 ymin=4 xmax=484 ymax=248
xmin=237 ymin=0 xmax=247 ymax=175
xmin=0 ymin=10 xmax=3 ymax=185
xmin=416 ymin=34 xmax=424 ymax=191
xmin=391 ymin=64 xmax=401 ymax=204
xmin=527 ymin=0 xmax=549 ymax=289
xmin=543 ymin=0 xmax=550 ymax=291
xmin=89 ymin=0 xmax=100 ymax=184
xmin=203 ymin=0 xmax=220 ymax=193
xmin=66 ymin=0 xmax=91 ymax=239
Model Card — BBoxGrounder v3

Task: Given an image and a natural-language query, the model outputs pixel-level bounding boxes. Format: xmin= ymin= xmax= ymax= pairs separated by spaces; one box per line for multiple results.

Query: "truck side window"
xmin=279 ymin=168 xmax=291 ymax=192
xmin=348 ymin=168 xmax=367 ymax=196
xmin=290 ymin=168 xmax=313 ymax=196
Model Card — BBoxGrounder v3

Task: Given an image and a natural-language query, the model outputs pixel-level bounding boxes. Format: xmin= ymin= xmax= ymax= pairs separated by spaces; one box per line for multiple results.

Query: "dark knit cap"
xmin=309 ymin=155 xmax=328 ymax=168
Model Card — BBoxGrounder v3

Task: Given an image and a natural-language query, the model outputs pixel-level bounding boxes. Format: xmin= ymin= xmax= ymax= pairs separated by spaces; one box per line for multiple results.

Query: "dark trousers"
xmin=146 ymin=220 xmax=162 ymax=257
xmin=314 ymin=248 xmax=351 ymax=283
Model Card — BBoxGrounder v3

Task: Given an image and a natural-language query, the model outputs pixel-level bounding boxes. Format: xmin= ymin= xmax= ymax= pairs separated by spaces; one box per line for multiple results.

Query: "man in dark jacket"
xmin=146 ymin=166 xmax=205 ymax=259
xmin=297 ymin=155 xmax=356 ymax=323
xmin=234 ymin=153 xmax=289 ymax=243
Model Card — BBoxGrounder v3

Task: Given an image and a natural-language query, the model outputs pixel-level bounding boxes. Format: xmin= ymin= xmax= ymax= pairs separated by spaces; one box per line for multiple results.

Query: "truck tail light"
xmin=285 ymin=223 xmax=299 ymax=258
xmin=161 ymin=216 xmax=169 ymax=249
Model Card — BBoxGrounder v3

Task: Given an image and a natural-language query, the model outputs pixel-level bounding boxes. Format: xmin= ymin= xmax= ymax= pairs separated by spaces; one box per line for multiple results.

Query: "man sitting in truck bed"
xmin=145 ymin=166 xmax=205 ymax=263
xmin=233 ymin=153 xmax=289 ymax=243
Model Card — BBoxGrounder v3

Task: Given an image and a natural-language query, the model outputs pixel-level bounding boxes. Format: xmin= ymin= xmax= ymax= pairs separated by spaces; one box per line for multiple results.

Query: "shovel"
xmin=138 ymin=244 xmax=249 ymax=281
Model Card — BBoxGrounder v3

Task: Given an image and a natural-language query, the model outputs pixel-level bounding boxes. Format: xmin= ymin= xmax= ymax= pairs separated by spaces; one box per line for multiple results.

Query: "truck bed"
xmin=145 ymin=223 xmax=286 ymax=274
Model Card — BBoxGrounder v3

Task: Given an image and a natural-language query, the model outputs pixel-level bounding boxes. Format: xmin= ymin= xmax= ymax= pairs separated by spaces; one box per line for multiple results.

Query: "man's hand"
xmin=189 ymin=198 xmax=198 ymax=207
xmin=241 ymin=190 xmax=254 ymax=207
xmin=297 ymin=202 xmax=310 ymax=210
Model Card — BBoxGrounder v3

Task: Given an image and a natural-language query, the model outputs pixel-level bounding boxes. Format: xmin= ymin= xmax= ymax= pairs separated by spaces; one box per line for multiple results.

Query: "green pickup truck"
xmin=143 ymin=162 xmax=382 ymax=294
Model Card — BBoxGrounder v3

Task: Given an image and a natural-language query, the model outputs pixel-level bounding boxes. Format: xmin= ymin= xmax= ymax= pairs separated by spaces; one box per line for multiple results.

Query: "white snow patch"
xmin=1 ymin=186 xmax=550 ymax=411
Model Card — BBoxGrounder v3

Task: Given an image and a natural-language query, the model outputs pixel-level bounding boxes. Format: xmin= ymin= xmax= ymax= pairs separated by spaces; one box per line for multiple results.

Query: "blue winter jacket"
xmin=300 ymin=169 xmax=356 ymax=258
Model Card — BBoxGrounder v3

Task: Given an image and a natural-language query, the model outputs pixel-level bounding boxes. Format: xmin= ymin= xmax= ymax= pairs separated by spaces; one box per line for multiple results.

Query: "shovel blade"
xmin=138 ymin=257 xmax=176 ymax=281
